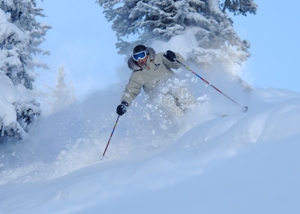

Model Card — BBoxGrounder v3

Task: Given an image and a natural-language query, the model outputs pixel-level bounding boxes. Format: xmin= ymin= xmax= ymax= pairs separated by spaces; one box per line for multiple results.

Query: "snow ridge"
xmin=0 ymin=86 xmax=300 ymax=213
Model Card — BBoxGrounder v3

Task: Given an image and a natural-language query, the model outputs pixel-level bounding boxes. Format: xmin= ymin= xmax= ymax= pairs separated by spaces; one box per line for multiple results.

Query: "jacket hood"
xmin=128 ymin=47 xmax=156 ymax=71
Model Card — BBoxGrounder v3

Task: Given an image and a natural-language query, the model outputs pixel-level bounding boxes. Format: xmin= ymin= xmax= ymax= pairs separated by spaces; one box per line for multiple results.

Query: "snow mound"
xmin=0 ymin=87 xmax=300 ymax=213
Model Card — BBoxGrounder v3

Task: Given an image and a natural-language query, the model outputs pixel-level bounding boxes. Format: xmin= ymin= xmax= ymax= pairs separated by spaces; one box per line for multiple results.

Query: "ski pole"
xmin=101 ymin=115 xmax=120 ymax=161
xmin=175 ymin=59 xmax=248 ymax=112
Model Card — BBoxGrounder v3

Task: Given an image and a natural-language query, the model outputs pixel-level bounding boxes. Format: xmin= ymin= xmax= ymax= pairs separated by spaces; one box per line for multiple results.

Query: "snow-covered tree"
xmin=220 ymin=0 xmax=257 ymax=15
xmin=0 ymin=0 xmax=51 ymax=89
xmin=0 ymin=1 xmax=50 ymax=143
xmin=97 ymin=0 xmax=257 ymax=75
xmin=47 ymin=66 xmax=76 ymax=114
xmin=0 ymin=69 xmax=41 ymax=143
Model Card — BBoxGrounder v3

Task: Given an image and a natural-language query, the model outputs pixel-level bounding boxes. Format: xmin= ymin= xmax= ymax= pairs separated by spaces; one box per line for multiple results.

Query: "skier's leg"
xmin=160 ymin=94 xmax=185 ymax=117
xmin=173 ymin=86 xmax=197 ymax=109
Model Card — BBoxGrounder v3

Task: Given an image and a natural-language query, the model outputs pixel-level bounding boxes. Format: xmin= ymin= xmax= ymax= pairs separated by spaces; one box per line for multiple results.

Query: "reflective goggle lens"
xmin=132 ymin=51 xmax=147 ymax=61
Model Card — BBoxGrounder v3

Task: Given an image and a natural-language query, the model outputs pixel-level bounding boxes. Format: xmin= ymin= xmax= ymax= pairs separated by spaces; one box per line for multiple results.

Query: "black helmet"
xmin=133 ymin=45 xmax=147 ymax=54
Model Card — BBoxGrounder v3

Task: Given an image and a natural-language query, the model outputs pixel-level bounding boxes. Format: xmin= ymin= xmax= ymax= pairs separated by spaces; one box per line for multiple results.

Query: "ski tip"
xmin=242 ymin=106 xmax=248 ymax=113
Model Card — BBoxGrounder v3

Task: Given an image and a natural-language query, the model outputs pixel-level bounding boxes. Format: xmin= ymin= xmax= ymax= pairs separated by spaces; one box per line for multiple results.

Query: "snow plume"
xmin=152 ymin=27 xmax=251 ymax=90
xmin=0 ymin=66 xmax=251 ymax=182
xmin=0 ymin=83 xmax=176 ymax=182
xmin=0 ymin=85 xmax=300 ymax=213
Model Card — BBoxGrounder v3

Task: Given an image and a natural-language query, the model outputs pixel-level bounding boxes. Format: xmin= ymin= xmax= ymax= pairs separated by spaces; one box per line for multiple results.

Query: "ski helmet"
xmin=133 ymin=45 xmax=147 ymax=54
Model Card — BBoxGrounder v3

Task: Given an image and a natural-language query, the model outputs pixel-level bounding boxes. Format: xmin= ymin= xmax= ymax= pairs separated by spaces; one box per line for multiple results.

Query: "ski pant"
xmin=153 ymin=85 xmax=196 ymax=118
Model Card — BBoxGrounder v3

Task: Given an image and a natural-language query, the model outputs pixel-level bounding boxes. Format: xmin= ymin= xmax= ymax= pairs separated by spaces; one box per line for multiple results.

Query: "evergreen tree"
xmin=47 ymin=66 xmax=76 ymax=114
xmin=1 ymin=0 xmax=51 ymax=89
xmin=97 ymin=0 xmax=257 ymax=74
xmin=220 ymin=0 xmax=257 ymax=15
xmin=0 ymin=1 xmax=50 ymax=143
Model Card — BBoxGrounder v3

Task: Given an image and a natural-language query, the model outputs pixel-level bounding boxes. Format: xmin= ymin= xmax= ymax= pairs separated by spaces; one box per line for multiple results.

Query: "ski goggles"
xmin=132 ymin=50 xmax=148 ymax=61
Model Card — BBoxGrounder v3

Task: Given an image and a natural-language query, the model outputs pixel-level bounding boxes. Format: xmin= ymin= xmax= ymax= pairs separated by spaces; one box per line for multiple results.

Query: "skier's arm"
xmin=117 ymin=78 xmax=142 ymax=116
xmin=121 ymin=77 xmax=143 ymax=106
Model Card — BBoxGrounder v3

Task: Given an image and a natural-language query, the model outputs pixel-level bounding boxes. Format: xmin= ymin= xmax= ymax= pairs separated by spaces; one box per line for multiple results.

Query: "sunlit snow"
xmin=1 ymin=77 xmax=300 ymax=213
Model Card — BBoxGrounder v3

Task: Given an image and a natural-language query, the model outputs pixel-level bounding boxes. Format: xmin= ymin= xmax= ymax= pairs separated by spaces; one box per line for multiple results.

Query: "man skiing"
xmin=116 ymin=45 xmax=196 ymax=118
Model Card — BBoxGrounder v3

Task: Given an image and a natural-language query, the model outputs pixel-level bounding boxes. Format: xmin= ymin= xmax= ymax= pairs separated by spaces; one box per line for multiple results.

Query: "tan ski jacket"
xmin=121 ymin=47 xmax=184 ymax=106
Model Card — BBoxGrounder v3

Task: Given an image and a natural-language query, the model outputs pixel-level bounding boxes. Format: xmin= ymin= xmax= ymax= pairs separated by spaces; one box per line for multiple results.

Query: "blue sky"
xmin=36 ymin=0 xmax=300 ymax=94
xmin=232 ymin=1 xmax=300 ymax=92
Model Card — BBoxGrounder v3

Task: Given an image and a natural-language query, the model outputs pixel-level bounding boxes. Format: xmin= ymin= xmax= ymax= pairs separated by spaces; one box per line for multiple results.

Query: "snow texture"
xmin=0 ymin=82 xmax=299 ymax=213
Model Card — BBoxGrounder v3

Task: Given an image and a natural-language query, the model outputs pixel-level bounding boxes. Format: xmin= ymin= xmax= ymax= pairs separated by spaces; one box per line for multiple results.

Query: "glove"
xmin=163 ymin=50 xmax=176 ymax=62
xmin=116 ymin=101 xmax=128 ymax=116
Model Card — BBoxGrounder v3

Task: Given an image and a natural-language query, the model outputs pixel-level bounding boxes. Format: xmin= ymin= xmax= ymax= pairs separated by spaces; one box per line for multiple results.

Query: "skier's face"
xmin=137 ymin=55 xmax=148 ymax=66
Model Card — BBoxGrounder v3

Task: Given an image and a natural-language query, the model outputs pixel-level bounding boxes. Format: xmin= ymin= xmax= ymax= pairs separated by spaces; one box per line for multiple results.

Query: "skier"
xmin=116 ymin=45 xmax=196 ymax=118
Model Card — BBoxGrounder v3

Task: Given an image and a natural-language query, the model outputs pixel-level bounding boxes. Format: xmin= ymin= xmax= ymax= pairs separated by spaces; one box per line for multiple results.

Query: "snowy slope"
xmin=0 ymin=86 xmax=300 ymax=214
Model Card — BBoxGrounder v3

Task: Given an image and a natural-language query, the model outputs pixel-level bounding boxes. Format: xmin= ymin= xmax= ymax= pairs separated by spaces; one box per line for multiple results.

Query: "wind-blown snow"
xmin=0 ymin=80 xmax=300 ymax=213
